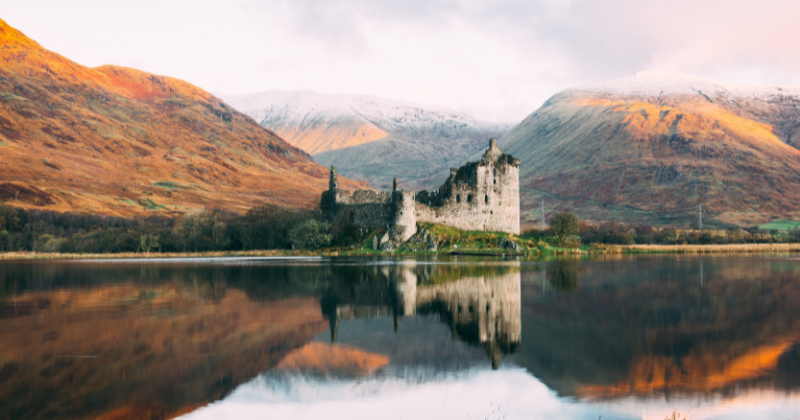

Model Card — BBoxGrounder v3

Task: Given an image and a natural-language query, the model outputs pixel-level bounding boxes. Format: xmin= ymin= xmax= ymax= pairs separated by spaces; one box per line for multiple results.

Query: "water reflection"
xmin=514 ymin=257 xmax=800 ymax=401
xmin=547 ymin=261 xmax=580 ymax=292
xmin=321 ymin=262 xmax=521 ymax=369
xmin=0 ymin=256 xmax=799 ymax=420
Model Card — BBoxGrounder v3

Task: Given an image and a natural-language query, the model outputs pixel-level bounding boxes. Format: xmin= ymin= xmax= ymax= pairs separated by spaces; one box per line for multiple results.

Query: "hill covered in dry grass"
xmin=498 ymin=71 xmax=800 ymax=227
xmin=0 ymin=19 xmax=364 ymax=217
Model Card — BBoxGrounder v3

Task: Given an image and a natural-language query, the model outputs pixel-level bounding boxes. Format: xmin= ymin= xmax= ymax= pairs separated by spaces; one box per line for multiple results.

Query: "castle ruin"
xmin=321 ymin=139 xmax=520 ymax=242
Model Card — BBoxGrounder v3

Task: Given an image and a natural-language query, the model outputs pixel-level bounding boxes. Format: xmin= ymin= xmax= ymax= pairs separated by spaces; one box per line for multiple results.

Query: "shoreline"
xmin=2 ymin=243 xmax=800 ymax=261
xmin=601 ymin=243 xmax=800 ymax=254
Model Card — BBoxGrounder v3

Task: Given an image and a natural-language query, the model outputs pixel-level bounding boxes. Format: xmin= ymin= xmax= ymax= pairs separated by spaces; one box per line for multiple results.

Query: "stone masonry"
xmin=321 ymin=138 xmax=521 ymax=242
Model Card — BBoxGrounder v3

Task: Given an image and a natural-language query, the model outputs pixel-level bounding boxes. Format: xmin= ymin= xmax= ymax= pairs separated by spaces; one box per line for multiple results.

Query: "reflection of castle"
xmin=321 ymin=263 xmax=521 ymax=369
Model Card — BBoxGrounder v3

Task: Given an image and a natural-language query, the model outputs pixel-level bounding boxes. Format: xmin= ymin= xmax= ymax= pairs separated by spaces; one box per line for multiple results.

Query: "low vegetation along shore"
xmin=2 ymin=202 xmax=800 ymax=260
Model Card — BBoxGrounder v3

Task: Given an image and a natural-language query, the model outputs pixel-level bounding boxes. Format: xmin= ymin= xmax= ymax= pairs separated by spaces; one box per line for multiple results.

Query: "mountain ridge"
xmin=222 ymin=90 xmax=515 ymax=190
xmin=496 ymin=71 xmax=800 ymax=227
xmin=0 ymin=18 xmax=365 ymax=216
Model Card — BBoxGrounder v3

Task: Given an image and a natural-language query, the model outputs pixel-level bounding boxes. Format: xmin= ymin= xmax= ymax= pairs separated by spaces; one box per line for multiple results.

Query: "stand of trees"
xmin=0 ymin=202 xmax=334 ymax=253
xmin=528 ymin=212 xmax=800 ymax=247
xmin=2 ymin=202 xmax=798 ymax=254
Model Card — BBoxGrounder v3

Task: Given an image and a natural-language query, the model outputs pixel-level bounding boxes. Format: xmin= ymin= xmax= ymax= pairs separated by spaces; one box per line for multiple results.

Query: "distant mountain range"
xmin=496 ymin=70 xmax=800 ymax=227
xmin=0 ymin=18 xmax=363 ymax=216
xmin=222 ymin=91 xmax=514 ymax=190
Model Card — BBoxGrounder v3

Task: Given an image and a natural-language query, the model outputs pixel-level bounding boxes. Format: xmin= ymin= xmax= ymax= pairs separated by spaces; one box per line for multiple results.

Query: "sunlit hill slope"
xmin=0 ymin=19 xmax=364 ymax=216
xmin=498 ymin=71 xmax=800 ymax=226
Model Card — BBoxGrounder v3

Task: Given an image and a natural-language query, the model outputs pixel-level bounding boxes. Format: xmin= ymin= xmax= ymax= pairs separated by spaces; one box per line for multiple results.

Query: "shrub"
xmin=550 ymin=212 xmax=580 ymax=247
xmin=289 ymin=220 xmax=332 ymax=250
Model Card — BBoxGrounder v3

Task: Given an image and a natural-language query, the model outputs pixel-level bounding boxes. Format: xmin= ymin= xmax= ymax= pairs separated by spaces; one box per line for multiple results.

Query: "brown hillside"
xmin=499 ymin=72 xmax=800 ymax=227
xmin=274 ymin=119 xmax=389 ymax=155
xmin=0 ymin=19 xmax=365 ymax=216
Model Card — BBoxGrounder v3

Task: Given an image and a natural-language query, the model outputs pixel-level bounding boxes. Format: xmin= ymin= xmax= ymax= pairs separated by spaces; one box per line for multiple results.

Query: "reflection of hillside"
xmin=0 ymin=282 xmax=326 ymax=420
xmin=276 ymin=342 xmax=390 ymax=377
xmin=321 ymin=262 xmax=521 ymax=369
xmin=513 ymin=258 xmax=800 ymax=399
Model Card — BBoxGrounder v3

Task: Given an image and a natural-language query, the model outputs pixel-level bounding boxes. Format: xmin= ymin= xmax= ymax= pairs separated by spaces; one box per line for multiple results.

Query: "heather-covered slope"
xmin=0 ymin=19 xmax=364 ymax=216
xmin=498 ymin=71 xmax=800 ymax=227
xmin=222 ymin=90 xmax=513 ymax=190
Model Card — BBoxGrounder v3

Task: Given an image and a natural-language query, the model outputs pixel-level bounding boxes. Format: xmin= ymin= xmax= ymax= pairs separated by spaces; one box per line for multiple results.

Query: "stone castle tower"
xmin=321 ymin=139 xmax=520 ymax=242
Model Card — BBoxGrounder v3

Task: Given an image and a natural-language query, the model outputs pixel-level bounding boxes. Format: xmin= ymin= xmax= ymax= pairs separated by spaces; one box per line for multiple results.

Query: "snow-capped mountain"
xmin=496 ymin=70 xmax=800 ymax=227
xmin=221 ymin=91 xmax=511 ymax=154
xmin=220 ymin=91 xmax=515 ymax=189
xmin=571 ymin=69 xmax=800 ymax=100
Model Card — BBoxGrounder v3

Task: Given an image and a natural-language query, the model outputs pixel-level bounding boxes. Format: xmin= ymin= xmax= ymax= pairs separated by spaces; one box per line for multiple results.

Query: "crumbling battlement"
xmin=321 ymin=139 xmax=521 ymax=243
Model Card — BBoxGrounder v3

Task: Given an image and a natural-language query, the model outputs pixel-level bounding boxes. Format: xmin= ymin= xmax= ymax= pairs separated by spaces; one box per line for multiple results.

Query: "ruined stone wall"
xmin=322 ymin=139 xmax=520 ymax=238
xmin=324 ymin=186 xmax=393 ymax=229
xmin=415 ymin=154 xmax=520 ymax=234
xmin=337 ymin=203 xmax=392 ymax=229
xmin=335 ymin=189 xmax=392 ymax=205
xmin=390 ymin=191 xmax=417 ymax=242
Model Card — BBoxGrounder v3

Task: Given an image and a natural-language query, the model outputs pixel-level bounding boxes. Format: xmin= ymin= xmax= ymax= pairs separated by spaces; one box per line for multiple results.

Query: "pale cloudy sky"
xmin=4 ymin=0 xmax=800 ymax=121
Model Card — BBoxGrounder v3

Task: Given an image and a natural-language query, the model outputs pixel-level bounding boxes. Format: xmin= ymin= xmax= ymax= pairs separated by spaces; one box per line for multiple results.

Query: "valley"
xmin=222 ymin=91 xmax=513 ymax=190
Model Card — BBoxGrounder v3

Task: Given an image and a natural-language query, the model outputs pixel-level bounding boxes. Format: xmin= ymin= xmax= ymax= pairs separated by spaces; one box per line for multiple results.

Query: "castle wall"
xmin=415 ymin=161 xmax=520 ymax=234
xmin=322 ymin=138 xmax=520 ymax=239
xmin=324 ymin=186 xmax=393 ymax=229
xmin=390 ymin=191 xmax=417 ymax=242
xmin=342 ymin=203 xmax=392 ymax=229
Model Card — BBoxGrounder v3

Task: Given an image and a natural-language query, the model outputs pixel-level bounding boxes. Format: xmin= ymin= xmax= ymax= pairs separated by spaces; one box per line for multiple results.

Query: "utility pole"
xmin=541 ymin=199 xmax=545 ymax=230
xmin=15 ymin=191 xmax=17 ymax=206
xmin=698 ymin=203 xmax=703 ymax=230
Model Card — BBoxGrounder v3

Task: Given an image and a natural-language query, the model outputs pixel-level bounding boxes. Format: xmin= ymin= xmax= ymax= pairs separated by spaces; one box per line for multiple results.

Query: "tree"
xmin=0 ymin=203 xmax=20 ymax=232
xmin=289 ymin=220 xmax=332 ymax=250
xmin=549 ymin=212 xmax=580 ymax=246
xmin=139 ymin=234 xmax=160 ymax=254
xmin=789 ymin=225 xmax=800 ymax=243
xmin=212 ymin=220 xmax=227 ymax=249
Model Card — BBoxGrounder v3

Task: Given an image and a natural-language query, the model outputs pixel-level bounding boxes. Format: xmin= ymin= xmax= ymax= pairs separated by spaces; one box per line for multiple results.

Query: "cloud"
xmin=3 ymin=0 xmax=800 ymax=121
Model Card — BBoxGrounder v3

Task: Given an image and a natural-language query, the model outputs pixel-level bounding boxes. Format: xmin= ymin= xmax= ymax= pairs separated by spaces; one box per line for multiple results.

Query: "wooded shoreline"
xmin=3 ymin=242 xmax=800 ymax=261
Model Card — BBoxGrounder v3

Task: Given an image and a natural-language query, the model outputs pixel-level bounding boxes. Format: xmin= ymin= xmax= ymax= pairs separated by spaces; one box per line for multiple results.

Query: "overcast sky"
xmin=4 ymin=0 xmax=800 ymax=121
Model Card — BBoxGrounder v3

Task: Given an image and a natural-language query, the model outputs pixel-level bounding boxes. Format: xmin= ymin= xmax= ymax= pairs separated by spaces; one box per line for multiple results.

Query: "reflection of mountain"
xmin=321 ymin=262 xmax=521 ymax=369
xmin=275 ymin=342 xmax=389 ymax=377
xmin=0 ymin=263 xmax=328 ymax=420
xmin=512 ymin=258 xmax=800 ymax=399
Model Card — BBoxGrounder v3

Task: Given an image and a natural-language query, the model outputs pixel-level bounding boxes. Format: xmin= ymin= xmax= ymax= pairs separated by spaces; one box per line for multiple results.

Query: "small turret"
xmin=393 ymin=177 xmax=398 ymax=191
xmin=482 ymin=138 xmax=505 ymax=162
xmin=329 ymin=166 xmax=339 ymax=192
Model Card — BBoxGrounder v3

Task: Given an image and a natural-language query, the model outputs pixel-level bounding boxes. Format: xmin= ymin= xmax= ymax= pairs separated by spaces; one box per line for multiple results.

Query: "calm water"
xmin=1 ymin=256 xmax=799 ymax=420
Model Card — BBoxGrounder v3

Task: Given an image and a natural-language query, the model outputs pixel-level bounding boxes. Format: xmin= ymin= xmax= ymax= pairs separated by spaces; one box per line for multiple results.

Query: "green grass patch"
xmin=153 ymin=181 xmax=182 ymax=189
xmin=758 ymin=220 xmax=800 ymax=231
xmin=114 ymin=197 xmax=138 ymax=206
xmin=138 ymin=198 xmax=165 ymax=211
